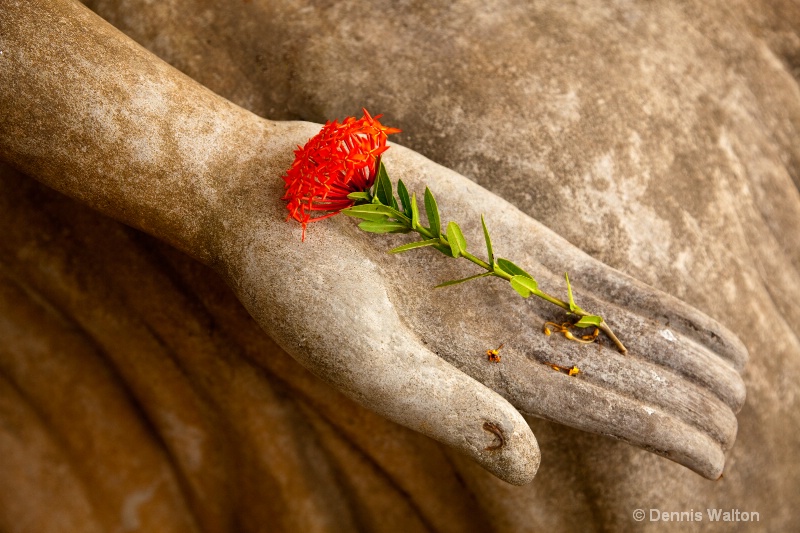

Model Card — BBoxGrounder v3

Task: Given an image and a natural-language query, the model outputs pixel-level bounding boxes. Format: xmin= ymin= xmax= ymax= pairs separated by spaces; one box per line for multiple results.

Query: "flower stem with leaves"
xmin=342 ymin=161 xmax=627 ymax=353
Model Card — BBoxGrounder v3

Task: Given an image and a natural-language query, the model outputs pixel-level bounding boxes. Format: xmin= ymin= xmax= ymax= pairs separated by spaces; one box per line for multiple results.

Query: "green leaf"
xmin=342 ymin=211 xmax=390 ymax=222
xmin=374 ymin=161 xmax=398 ymax=209
xmin=432 ymin=243 xmax=453 ymax=256
xmin=358 ymin=220 xmax=411 ymax=234
xmin=446 ymin=221 xmax=467 ymax=258
xmin=565 ymin=272 xmax=579 ymax=313
xmin=510 ymin=275 xmax=539 ymax=298
xmin=435 ymin=271 xmax=493 ymax=288
xmin=341 ymin=204 xmax=394 ymax=221
xmin=574 ymin=315 xmax=604 ymax=328
xmin=347 ymin=191 xmax=371 ymax=201
xmin=388 ymin=238 xmax=440 ymax=254
xmin=424 ymin=187 xmax=441 ymax=236
xmin=410 ymin=193 xmax=421 ymax=229
xmin=497 ymin=258 xmax=533 ymax=279
xmin=481 ymin=214 xmax=494 ymax=265
xmin=342 ymin=204 xmax=395 ymax=214
xmin=397 ymin=179 xmax=412 ymax=219
xmin=343 ymin=203 xmax=411 ymax=224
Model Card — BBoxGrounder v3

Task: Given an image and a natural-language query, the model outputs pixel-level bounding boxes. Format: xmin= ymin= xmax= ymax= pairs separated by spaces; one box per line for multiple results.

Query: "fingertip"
xmin=461 ymin=410 xmax=541 ymax=485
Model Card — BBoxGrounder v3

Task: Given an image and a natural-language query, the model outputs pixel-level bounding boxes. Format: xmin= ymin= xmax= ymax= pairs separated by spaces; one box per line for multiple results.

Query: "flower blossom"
xmin=281 ymin=109 xmax=401 ymax=240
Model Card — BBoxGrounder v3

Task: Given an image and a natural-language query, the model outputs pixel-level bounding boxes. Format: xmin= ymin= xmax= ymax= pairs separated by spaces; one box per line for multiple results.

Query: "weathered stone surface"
xmin=1 ymin=0 xmax=798 ymax=530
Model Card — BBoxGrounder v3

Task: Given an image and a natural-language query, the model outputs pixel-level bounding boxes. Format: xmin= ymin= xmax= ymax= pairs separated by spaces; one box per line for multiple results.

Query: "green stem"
xmin=461 ymin=250 xmax=492 ymax=271
xmin=530 ymin=289 xmax=571 ymax=311
xmin=597 ymin=322 xmax=627 ymax=354
xmin=356 ymin=195 xmax=628 ymax=353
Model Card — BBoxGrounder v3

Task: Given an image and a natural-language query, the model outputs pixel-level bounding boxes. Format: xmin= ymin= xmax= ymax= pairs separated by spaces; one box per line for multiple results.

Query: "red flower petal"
xmin=281 ymin=110 xmax=401 ymax=240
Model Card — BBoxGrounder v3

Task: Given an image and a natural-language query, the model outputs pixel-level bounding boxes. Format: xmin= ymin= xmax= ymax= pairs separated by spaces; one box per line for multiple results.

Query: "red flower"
xmin=282 ymin=109 xmax=401 ymax=240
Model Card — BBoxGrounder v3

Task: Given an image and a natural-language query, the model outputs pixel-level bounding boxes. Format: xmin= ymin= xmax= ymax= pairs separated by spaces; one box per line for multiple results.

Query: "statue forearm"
xmin=0 ymin=0 xmax=272 ymax=265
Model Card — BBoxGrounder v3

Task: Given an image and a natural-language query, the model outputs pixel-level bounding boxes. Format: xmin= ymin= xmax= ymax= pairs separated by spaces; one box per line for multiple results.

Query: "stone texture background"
xmin=1 ymin=0 xmax=799 ymax=531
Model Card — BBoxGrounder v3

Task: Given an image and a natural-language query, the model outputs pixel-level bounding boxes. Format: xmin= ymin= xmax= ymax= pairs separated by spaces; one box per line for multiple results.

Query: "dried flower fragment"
xmin=486 ymin=343 xmax=504 ymax=363
xmin=544 ymin=322 xmax=600 ymax=346
xmin=547 ymin=362 xmax=581 ymax=377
